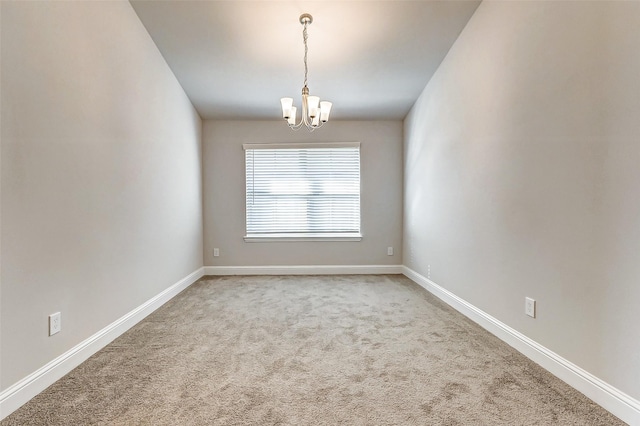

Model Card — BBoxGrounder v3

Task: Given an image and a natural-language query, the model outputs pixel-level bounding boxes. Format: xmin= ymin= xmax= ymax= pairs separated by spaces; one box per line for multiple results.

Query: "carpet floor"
xmin=1 ymin=275 xmax=625 ymax=425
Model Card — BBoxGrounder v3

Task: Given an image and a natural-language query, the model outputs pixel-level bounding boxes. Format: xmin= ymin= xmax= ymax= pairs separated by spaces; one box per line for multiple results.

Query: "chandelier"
xmin=280 ymin=13 xmax=332 ymax=130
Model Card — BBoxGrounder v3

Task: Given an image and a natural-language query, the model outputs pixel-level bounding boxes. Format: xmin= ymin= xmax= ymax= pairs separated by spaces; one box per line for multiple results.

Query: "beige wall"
xmin=203 ymin=120 xmax=402 ymax=267
xmin=1 ymin=1 xmax=203 ymax=389
xmin=404 ymin=1 xmax=640 ymax=400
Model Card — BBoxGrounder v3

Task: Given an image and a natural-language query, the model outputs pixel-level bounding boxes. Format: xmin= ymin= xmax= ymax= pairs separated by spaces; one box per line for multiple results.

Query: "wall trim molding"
xmin=204 ymin=265 xmax=403 ymax=276
xmin=402 ymin=266 xmax=640 ymax=425
xmin=0 ymin=267 xmax=205 ymax=421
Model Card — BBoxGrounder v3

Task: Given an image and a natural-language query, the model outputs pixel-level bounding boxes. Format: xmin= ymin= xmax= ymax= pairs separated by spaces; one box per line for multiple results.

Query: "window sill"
xmin=244 ymin=233 xmax=362 ymax=242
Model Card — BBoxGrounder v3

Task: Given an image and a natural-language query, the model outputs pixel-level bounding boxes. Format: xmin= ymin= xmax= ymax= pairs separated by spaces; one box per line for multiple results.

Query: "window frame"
xmin=243 ymin=142 xmax=362 ymax=242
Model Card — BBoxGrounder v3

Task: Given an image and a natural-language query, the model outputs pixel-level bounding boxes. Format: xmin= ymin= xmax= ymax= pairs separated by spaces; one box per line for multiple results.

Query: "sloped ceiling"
xmin=130 ymin=1 xmax=481 ymax=120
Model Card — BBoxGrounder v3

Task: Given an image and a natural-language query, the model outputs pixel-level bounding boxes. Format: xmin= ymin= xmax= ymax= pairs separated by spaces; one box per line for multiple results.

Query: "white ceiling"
xmin=129 ymin=1 xmax=480 ymax=120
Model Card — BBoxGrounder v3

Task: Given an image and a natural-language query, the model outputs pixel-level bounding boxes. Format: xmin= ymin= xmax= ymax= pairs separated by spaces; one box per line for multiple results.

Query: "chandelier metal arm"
xmin=287 ymin=91 xmax=324 ymax=131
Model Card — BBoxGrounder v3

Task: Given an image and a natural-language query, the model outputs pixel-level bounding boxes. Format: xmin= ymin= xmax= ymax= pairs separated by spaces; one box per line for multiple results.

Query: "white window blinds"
xmin=244 ymin=143 xmax=361 ymax=239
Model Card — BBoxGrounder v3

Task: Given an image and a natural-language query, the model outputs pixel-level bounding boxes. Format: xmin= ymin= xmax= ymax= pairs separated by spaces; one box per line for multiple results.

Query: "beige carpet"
xmin=2 ymin=275 xmax=624 ymax=425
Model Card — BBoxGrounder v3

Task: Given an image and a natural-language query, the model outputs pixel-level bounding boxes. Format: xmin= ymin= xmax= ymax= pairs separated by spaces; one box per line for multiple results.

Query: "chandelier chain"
xmin=303 ymin=22 xmax=309 ymax=88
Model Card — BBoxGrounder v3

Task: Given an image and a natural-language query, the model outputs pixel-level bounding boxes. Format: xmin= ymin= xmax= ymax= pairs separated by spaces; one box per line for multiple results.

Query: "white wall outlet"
xmin=525 ymin=297 xmax=536 ymax=318
xmin=428 ymin=264 xmax=431 ymax=279
xmin=49 ymin=312 xmax=61 ymax=336
xmin=387 ymin=246 xmax=394 ymax=256
xmin=213 ymin=248 xmax=219 ymax=257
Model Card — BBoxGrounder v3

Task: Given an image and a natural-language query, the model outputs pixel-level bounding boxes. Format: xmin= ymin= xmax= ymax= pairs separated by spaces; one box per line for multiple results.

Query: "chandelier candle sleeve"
xmin=280 ymin=13 xmax=332 ymax=131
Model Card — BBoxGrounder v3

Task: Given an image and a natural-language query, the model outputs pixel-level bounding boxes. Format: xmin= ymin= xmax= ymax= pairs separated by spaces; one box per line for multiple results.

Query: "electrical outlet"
xmin=387 ymin=247 xmax=394 ymax=256
xmin=525 ymin=297 xmax=536 ymax=318
xmin=49 ymin=312 xmax=61 ymax=336
xmin=428 ymin=264 xmax=431 ymax=279
xmin=213 ymin=248 xmax=219 ymax=257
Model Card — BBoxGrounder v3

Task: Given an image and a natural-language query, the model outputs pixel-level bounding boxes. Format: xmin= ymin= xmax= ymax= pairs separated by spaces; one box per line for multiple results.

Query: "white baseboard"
xmin=402 ymin=266 xmax=640 ymax=426
xmin=0 ymin=267 xmax=205 ymax=421
xmin=204 ymin=264 xmax=403 ymax=276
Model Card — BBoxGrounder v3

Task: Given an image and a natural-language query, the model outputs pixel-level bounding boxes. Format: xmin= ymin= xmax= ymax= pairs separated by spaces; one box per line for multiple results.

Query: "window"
xmin=244 ymin=142 xmax=361 ymax=241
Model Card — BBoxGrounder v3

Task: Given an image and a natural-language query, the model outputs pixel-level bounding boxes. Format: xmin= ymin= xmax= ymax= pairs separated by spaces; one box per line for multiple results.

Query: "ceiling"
xmin=129 ymin=1 xmax=481 ymax=121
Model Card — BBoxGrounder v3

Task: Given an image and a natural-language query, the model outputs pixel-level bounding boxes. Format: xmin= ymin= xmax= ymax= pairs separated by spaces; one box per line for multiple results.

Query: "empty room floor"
xmin=1 ymin=275 xmax=624 ymax=425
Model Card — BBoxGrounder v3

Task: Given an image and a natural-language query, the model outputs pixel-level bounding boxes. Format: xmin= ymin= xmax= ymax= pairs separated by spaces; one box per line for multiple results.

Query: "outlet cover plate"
xmin=49 ymin=312 xmax=61 ymax=336
xmin=525 ymin=297 xmax=536 ymax=318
